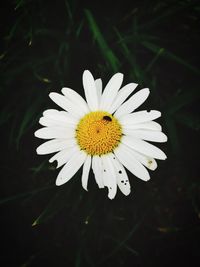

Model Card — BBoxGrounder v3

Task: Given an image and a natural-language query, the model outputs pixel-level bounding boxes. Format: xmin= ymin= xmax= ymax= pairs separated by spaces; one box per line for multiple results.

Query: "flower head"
xmin=35 ymin=70 xmax=167 ymax=199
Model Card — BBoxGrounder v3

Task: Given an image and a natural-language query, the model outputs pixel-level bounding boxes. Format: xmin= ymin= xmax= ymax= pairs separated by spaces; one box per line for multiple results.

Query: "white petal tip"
xmin=108 ymin=195 xmax=115 ymax=200
xmin=49 ymin=92 xmax=57 ymax=100
xmin=36 ymin=147 xmax=43 ymax=155
xmin=118 ymin=73 xmax=124 ymax=78
xmin=146 ymin=159 xmax=158 ymax=171
xmin=131 ymin=82 xmax=138 ymax=87
xmin=151 ymin=166 xmax=157 ymax=171
xmin=163 ymin=135 xmax=168 ymax=142
xmin=143 ymin=173 xmax=151 ymax=181
xmin=83 ymin=70 xmax=91 ymax=76
xmin=159 ymin=153 xmax=167 ymax=160
xmin=55 ymin=178 xmax=64 ymax=186
xmin=34 ymin=130 xmax=39 ymax=137
xmin=107 ymin=189 xmax=117 ymax=200
xmin=61 ymin=87 xmax=68 ymax=95
xmin=123 ymin=191 xmax=131 ymax=196
xmin=83 ymin=187 xmax=88 ymax=192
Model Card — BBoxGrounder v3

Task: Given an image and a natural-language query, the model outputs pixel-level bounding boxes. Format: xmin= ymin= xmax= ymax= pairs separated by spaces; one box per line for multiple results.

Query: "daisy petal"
xmin=95 ymin=78 xmax=102 ymax=104
xmin=92 ymin=156 xmax=104 ymax=188
xmin=114 ymin=143 xmax=150 ymax=181
xmin=128 ymin=150 xmax=157 ymax=171
xmin=108 ymin=83 xmax=138 ymax=114
xmin=122 ymin=135 xmax=167 ymax=160
xmin=43 ymin=109 xmax=59 ymax=117
xmin=34 ymin=126 xmax=75 ymax=139
xmin=102 ymin=155 xmax=117 ymax=199
xmin=42 ymin=109 xmax=77 ymax=124
xmin=110 ymin=154 xmax=131 ymax=196
xmin=61 ymin=88 xmax=89 ymax=114
xmin=115 ymin=88 xmax=150 ymax=118
xmin=124 ymin=129 xmax=168 ymax=143
xmin=36 ymin=139 xmax=76 ymax=155
xmin=100 ymin=73 xmax=123 ymax=110
xmin=59 ymin=111 xmax=79 ymax=123
xmin=39 ymin=116 xmax=76 ymax=127
xmin=43 ymin=109 xmax=77 ymax=124
xmin=49 ymin=146 xmax=79 ymax=168
xmin=119 ymin=110 xmax=161 ymax=126
xmin=83 ymin=70 xmax=99 ymax=110
xmin=81 ymin=155 xmax=91 ymax=191
xmin=49 ymin=92 xmax=84 ymax=118
xmin=39 ymin=117 xmax=59 ymax=127
xmin=123 ymin=121 xmax=162 ymax=131
xmin=56 ymin=150 xmax=87 ymax=186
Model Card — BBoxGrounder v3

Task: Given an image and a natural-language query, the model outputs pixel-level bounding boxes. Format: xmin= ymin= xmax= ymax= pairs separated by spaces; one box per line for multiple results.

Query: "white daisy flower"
xmin=34 ymin=70 xmax=167 ymax=199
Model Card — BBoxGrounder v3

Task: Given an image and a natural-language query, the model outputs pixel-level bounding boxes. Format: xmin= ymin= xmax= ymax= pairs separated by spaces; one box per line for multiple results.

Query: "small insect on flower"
xmin=34 ymin=70 xmax=167 ymax=199
xmin=103 ymin=115 xmax=112 ymax=121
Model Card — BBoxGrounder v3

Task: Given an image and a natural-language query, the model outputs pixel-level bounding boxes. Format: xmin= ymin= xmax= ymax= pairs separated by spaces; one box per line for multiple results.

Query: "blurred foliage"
xmin=0 ymin=0 xmax=200 ymax=266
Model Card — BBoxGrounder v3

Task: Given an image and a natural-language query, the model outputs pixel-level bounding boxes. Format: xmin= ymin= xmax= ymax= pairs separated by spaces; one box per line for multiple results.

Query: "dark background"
xmin=0 ymin=0 xmax=200 ymax=266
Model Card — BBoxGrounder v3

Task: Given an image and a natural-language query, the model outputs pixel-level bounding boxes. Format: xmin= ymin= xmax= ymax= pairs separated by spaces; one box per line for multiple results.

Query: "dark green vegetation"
xmin=1 ymin=0 xmax=200 ymax=266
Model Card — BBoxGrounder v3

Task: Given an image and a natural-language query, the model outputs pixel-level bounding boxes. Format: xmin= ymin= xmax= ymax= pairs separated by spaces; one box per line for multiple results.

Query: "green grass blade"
xmin=30 ymin=160 xmax=48 ymax=174
xmin=0 ymin=185 xmax=54 ymax=205
xmin=84 ymin=9 xmax=120 ymax=72
xmin=32 ymin=189 xmax=69 ymax=226
xmin=114 ymin=27 xmax=144 ymax=83
xmin=76 ymin=20 xmax=84 ymax=38
xmin=14 ymin=0 xmax=25 ymax=10
xmin=16 ymin=96 xmax=43 ymax=148
xmin=99 ymin=216 xmax=144 ymax=264
xmin=16 ymin=108 xmax=37 ymax=148
xmin=175 ymin=112 xmax=200 ymax=130
xmin=142 ymin=41 xmax=200 ymax=75
xmin=164 ymin=115 xmax=180 ymax=154
xmin=140 ymin=1 xmax=197 ymax=29
xmin=0 ymin=107 xmax=12 ymax=126
xmin=64 ymin=0 xmax=73 ymax=22
xmin=165 ymin=88 xmax=200 ymax=115
xmin=145 ymin=48 xmax=165 ymax=72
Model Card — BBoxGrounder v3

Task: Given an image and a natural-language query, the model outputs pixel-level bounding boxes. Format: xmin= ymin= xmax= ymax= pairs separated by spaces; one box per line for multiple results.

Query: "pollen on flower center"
xmin=76 ymin=111 xmax=122 ymax=156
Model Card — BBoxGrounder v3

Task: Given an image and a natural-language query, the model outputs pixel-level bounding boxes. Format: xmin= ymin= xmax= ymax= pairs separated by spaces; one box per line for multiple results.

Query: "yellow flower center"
xmin=76 ymin=111 xmax=122 ymax=156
